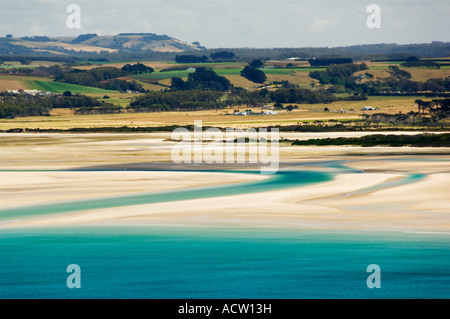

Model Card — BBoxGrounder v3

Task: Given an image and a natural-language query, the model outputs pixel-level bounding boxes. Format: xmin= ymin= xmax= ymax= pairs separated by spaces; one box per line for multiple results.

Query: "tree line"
xmin=128 ymin=90 xmax=226 ymax=112
xmin=0 ymin=92 xmax=117 ymax=118
xmin=401 ymin=56 xmax=441 ymax=69
xmin=415 ymin=99 xmax=450 ymax=117
xmin=291 ymin=133 xmax=450 ymax=147
xmin=240 ymin=60 xmax=266 ymax=83
xmin=309 ymin=58 xmax=353 ymax=67
xmin=170 ymin=67 xmax=232 ymax=91
xmin=310 ymin=63 xmax=369 ymax=86
xmin=55 ymin=63 xmax=153 ymax=92
xmin=175 ymin=51 xmax=236 ymax=63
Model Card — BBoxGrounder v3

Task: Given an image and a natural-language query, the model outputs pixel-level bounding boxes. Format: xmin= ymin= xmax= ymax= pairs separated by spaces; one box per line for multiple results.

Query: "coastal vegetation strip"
xmin=289 ymin=133 xmax=450 ymax=147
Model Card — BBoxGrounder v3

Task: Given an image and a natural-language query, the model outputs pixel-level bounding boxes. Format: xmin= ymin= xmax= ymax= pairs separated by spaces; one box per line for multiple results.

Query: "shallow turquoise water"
xmin=1 ymin=227 xmax=449 ymax=299
xmin=1 ymin=164 xmax=449 ymax=299
xmin=0 ymin=170 xmax=332 ymax=221
xmin=350 ymin=173 xmax=426 ymax=195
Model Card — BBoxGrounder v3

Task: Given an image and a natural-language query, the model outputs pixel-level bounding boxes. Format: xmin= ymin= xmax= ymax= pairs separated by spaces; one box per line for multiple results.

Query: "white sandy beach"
xmin=0 ymin=171 xmax=267 ymax=210
xmin=3 ymin=171 xmax=449 ymax=232
xmin=0 ymin=133 xmax=449 ymax=232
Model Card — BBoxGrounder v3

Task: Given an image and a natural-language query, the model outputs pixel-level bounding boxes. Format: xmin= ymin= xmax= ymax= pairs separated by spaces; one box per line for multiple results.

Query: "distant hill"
xmin=0 ymin=33 xmax=449 ymax=63
xmin=2 ymin=33 xmax=204 ymax=55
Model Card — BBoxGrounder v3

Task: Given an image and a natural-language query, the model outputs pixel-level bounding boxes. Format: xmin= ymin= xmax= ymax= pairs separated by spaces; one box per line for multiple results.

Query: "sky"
xmin=0 ymin=0 xmax=449 ymax=48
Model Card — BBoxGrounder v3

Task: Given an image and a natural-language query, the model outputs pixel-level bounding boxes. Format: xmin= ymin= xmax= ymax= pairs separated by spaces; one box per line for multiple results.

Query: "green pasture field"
xmin=0 ymin=65 xmax=38 ymax=69
xmin=132 ymin=67 xmax=325 ymax=81
xmin=24 ymin=80 xmax=117 ymax=94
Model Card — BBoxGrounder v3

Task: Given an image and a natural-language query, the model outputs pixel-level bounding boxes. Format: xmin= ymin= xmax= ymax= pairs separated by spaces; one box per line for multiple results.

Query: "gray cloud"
xmin=0 ymin=0 xmax=448 ymax=48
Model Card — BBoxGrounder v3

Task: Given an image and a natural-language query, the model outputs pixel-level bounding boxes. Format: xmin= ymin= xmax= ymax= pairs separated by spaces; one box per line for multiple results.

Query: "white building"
xmin=262 ymin=110 xmax=278 ymax=115
xmin=7 ymin=90 xmax=41 ymax=96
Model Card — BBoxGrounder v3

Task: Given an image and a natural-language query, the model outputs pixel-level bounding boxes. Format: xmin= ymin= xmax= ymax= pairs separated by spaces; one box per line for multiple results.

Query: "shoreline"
xmin=2 ymin=223 xmax=450 ymax=240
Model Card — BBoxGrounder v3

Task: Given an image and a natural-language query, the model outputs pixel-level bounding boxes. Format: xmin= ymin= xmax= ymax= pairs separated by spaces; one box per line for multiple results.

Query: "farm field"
xmin=0 ymin=75 xmax=118 ymax=93
xmin=0 ymin=58 xmax=449 ymax=132
xmin=0 ymin=96 xmax=424 ymax=131
xmin=1 ymin=58 xmax=449 ymax=94
xmin=131 ymin=66 xmax=325 ymax=81
xmin=25 ymin=80 xmax=117 ymax=94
